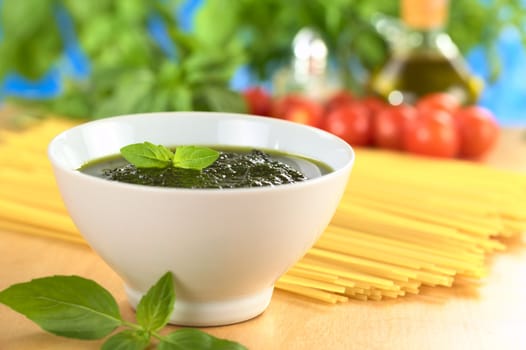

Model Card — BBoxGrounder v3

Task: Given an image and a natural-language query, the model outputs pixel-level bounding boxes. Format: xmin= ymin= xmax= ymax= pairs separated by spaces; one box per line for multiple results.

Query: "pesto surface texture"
xmin=79 ymin=147 xmax=332 ymax=189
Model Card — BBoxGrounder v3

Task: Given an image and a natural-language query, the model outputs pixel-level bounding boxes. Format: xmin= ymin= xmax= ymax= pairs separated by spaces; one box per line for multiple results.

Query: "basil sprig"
xmin=120 ymin=142 xmax=220 ymax=170
xmin=0 ymin=272 xmax=247 ymax=350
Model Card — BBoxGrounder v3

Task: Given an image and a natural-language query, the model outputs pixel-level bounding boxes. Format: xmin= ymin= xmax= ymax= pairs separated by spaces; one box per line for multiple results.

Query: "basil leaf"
xmin=101 ymin=330 xmax=150 ymax=350
xmin=135 ymin=272 xmax=175 ymax=332
xmin=148 ymin=89 xmax=174 ymax=112
xmin=0 ymin=0 xmax=61 ymax=79
xmin=194 ymin=0 xmax=240 ymax=47
xmin=170 ymin=86 xmax=194 ymax=111
xmin=172 ymin=146 xmax=220 ymax=170
xmin=193 ymin=87 xmax=247 ymax=113
xmin=121 ymin=142 xmax=173 ymax=169
xmin=153 ymin=145 xmax=175 ymax=165
xmin=158 ymin=329 xmax=248 ymax=350
xmin=92 ymin=69 xmax=156 ymax=119
xmin=0 ymin=275 xmax=122 ymax=340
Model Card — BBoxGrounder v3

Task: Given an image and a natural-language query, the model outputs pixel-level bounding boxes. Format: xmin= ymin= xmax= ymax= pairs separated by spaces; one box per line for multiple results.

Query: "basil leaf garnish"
xmin=172 ymin=145 xmax=220 ymax=170
xmin=101 ymin=330 xmax=150 ymax=350
xmin=158 ymin=328 xmax=248 ymax=350
xmin=0 ymin=275 xmax=122 ymax=339
xmin=120 ymin=142 xmax=219 ymax=171
xmin=120 ymin=142 xmax=173 ymax=169
xmin=135 ymin=271 xmax=175 ymax=332
xmin=0 ymin=272 xmax=246 ymax=348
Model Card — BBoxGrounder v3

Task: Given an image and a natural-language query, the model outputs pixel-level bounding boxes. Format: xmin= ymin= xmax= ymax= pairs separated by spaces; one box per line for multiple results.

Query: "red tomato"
xmin=455 ymin=106 xmax=499 ymax=158
xmin=325 ymin=90 xmax=354 ymax=113
xmin=242 ymin=86 xmax=272 ymax=116
xmin=416 ymin=92 xmax=461 ymax=115
xmin=361 ymin=96 xmax=387 ymax=117
xmin=373 ymin=104 xmax=418 ymax=150
xmin=271 ymin=94 xmax=324 ymax=127
xmin=403 ymin=109 xmax=460 ymax=158
xmin=323 ymin=102 xmax=372 ymax=146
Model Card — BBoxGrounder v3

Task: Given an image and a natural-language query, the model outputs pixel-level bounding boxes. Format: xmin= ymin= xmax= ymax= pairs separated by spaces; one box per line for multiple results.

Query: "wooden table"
xmin=1 ymin=109 xmax=526 ymax=349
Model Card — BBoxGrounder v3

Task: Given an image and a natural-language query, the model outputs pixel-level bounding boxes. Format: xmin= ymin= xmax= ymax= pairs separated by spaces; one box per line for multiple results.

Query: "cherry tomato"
xmin=323 ymin=102 xmax=372 ymax=146
xmin=271 ymin=94 xmax=324 ymax=127
xmin=325 ymin=90 xmax=354 ymax=113
xmin=403 ymin=109 xmax=460 ymax=158
xmin=455 ymin=106 xmax=499 ymax=158
xmin=242 ymin=86 xmax=272 ymax=116
xmin=416 ymin=92 xmax=461 ymax=115
xmin=373 ymin=104 xmax=418 ymax=150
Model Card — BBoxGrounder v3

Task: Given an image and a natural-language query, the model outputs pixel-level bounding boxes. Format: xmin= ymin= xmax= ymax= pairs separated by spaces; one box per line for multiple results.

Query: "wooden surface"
xmin=1 ymin=110 xmax=526 ymax=349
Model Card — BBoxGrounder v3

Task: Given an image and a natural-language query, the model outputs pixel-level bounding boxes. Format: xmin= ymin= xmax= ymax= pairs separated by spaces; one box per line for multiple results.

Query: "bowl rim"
xmin=48 ymin=112 xmax=355 ymax=194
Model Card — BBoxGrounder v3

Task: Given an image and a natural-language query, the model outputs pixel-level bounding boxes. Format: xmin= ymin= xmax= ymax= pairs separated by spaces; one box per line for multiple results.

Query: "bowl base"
xmin=124 ymin=284 xmax=274 ymax=327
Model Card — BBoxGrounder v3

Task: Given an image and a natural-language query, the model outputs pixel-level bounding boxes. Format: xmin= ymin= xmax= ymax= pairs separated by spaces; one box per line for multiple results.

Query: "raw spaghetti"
xmin=1 ymin=118 xmax=525 ymax=303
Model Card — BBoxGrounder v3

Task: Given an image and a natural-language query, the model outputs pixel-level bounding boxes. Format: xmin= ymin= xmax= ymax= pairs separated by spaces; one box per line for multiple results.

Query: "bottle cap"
xmin=401 ymin=0 xmax=448 ymax=29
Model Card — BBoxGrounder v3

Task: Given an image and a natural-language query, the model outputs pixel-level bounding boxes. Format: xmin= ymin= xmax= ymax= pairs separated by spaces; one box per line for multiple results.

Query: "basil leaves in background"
xmin=0 ymin=272 xmax=247 ymax=350
xmin=0 ymin=0 xmax=246 ymax=119
xmin=2 ymin=0 xmax=525 ymax=120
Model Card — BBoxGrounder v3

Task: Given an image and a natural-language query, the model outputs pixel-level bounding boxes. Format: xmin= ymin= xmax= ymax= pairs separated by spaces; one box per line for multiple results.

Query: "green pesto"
xmin=78 ymin=146 xmax=332 ymax=189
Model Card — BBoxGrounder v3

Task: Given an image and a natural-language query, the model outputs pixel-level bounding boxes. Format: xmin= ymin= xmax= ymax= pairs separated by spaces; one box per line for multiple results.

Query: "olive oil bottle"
xmin=273 ymin=27 xmax=341 ymax=101
xmin=369 ymin=0 xmax=482 ymax=105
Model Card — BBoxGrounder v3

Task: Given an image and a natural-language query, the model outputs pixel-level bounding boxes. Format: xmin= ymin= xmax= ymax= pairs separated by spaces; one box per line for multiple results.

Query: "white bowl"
xmin=48 ymin=112 xmax=354 ymax=326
